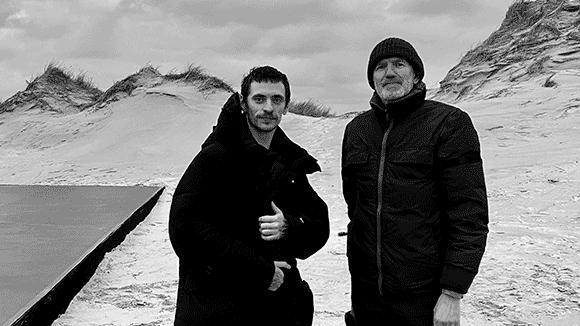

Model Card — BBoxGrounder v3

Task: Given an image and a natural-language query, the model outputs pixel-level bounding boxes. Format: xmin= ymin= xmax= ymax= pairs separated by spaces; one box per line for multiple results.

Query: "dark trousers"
xmin=175 ymin=267 xmax=313 ymax=326
xmin=350 ymin=277 xmax=440 ymax=326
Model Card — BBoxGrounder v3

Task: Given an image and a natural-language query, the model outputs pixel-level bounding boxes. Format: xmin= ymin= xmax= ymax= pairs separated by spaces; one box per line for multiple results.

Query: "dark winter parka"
xmin=169 ymin=92 xmax=329 ymax=325
xmin=341 ymin=82 xmax=488 ymax=297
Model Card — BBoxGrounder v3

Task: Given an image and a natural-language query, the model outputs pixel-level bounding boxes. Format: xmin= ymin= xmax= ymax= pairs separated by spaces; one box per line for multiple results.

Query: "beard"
xmin=248 ymin=114 xmax=278 ymax=133
xmin=375 ymin=78 xmax=415 ymax=103
xmin=377 ymin=84 xmax=407 ymax=102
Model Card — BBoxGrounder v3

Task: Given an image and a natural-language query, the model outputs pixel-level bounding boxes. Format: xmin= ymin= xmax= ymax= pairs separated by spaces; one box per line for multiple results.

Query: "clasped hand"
xmin=259 ymin=201 xmax=287 ymax=241
xmin=268 ymin=261 xmax=291 ymax=291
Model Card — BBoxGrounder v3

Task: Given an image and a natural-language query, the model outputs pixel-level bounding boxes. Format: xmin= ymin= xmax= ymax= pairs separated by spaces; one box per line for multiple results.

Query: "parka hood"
xmin=201 ymin=92 xmax=321 ymax=175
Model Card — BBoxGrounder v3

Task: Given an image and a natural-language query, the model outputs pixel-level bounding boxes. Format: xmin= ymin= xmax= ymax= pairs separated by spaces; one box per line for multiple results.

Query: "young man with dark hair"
xmin=169 ymin=66 xmax=329 ymax=326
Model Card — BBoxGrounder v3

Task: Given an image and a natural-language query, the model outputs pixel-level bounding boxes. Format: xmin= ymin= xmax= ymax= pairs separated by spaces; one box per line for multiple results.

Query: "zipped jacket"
xmin=169 ymin=93 xmax=329 ymax=325
xmin=341 ymin=82 xmax=488 ymax=296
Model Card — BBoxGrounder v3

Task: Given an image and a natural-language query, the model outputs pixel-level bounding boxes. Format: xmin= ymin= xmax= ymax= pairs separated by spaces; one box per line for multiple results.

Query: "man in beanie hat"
xmin=341 ymin=37 xmax=488 ymax=325
xmin=170 ymin=66 xmax=329 ymax=325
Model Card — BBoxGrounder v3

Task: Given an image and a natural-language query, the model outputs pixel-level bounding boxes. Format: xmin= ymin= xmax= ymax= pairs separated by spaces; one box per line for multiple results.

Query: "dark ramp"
xmin=0 ymin=184 xmax=164 ymax=326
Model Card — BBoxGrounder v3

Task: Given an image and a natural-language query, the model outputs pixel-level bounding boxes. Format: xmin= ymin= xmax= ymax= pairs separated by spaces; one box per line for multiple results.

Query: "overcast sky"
xmin=0 ymin=0 xmax=513 ymax=114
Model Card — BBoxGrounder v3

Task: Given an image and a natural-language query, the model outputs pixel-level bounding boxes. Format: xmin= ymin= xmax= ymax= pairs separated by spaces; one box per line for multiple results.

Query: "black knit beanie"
xmin=367 ymin=37 xmax=425 ymax=90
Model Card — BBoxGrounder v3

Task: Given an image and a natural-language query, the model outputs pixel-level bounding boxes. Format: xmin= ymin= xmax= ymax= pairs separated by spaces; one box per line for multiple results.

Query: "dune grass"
xmin=95 ymin=75 xmax=140 ymax=105
xmin=166 ymin=64 xmax=234 ymax=93
xmin=94 ymin=64 xmax=234 ymax=106
xmin=543 ymin=73 xmax=558 ymax=87
xmin=0 ymin=61 xmax=103 ymax=113
xmin=527 ymin=55 xmax=551 ymax=75
xmin=288 ymin=99 xmax=335 ymax=117
xmin=26 ymin=61 xmax=102 ymax=97
xmin=455 ymin=0 xmax=568 ymax=68
xmin=503 ymin=0 xmax=538 ymax=28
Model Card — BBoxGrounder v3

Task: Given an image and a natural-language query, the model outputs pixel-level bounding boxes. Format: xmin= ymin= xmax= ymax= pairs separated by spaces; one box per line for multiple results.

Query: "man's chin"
xmin=378 ymin=90 xmax=405 ymax=102
xmin=256 ymin=123 xmax=278 ymax=133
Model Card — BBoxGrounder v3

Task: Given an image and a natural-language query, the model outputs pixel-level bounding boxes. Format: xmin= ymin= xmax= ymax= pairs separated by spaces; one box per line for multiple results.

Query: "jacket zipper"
xmin=376 ymin=118 xmax=393 ymax=296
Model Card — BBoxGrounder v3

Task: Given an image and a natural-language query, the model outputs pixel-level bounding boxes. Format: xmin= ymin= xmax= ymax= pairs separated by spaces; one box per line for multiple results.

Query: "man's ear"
xmin=283 ymin=104 xmax=289 ymax=115
xmin=239 ymin=93 xmax=246 ymax=113
xmin=411 ymin=68 xmax=420 ymax=85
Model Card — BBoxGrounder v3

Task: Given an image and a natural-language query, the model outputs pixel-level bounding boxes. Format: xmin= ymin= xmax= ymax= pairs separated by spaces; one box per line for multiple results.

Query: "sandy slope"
xmin=1 ymin=78 xmax=580 ymax=325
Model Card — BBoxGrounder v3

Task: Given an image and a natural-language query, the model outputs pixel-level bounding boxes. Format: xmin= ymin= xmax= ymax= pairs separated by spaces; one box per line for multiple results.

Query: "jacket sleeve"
xmin=341 ymin=124 xmax=357 ymax=220
xmin=436 ymin=110 xmax=489 ymax=294
xmin=276 ymin=173 xmax=329 ymax=260
xmin=169 ymin=146 xmax=274 ymax=291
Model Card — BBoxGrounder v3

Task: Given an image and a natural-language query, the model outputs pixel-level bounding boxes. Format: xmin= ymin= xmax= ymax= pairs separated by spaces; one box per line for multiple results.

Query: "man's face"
xmin=242 ymin=81 xmax=288 ymax=133
xmin=373 ymin=57 xmax=419 ymax=102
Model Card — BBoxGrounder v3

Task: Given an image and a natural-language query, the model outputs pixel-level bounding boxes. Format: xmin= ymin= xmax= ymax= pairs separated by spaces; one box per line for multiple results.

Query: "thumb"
xmin=274 ymin=261 xmax=291 ymax=269
xmin=271 ymin=201 xmax=282 ymax=213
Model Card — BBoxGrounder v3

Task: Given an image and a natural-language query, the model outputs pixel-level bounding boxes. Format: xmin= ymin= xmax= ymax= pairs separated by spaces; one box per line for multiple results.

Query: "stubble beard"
xmin=248 ymin=115 xmax=278 ymax=133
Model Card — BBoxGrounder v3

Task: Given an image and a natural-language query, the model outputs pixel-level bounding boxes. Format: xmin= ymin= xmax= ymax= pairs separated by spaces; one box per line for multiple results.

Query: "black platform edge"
xmin=4 ymin=186 xmax=165 ymax=326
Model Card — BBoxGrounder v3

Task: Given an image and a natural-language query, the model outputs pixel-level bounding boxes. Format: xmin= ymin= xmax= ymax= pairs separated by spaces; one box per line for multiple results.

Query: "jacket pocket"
xmin=344 ymin=149 xmax=370 ymax=172
xmin=344 ymin=149 xmax=375 ymax=213
xmin=387 ymin=148 xmax=434 ymax=180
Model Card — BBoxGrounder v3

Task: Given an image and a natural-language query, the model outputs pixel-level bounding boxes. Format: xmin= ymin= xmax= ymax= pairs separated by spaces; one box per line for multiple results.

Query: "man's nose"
xmin=263 ymin=99 xmax=274 ymax=112
xmin=385 ymin=64 xmax=396 ymax=77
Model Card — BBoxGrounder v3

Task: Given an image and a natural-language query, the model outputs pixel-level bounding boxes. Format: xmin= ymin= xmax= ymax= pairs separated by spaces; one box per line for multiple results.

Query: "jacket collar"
xmin=370 ymin=81 xmax=427 ymax=120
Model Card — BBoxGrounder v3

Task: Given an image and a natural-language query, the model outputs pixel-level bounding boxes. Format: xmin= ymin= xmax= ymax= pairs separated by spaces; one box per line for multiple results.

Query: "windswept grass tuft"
xmin=0 ymin=61 xmax=103 ymax=113
xmin=503 ymin=0 xmax=543 ymax=29
xmin=288 ymin=99 xmax=335 ymax=117
xmin=461 ymin=47 xmax=496 ymax=65
xmin=2 ymin=62 xmax=235 ymax=113
xmin=527 ymin=55 xmax=551 ymax=75
xmin=165 ymin=64 xmax=205 ymax=81
xmin=26 ymin=61 xmax=102 ymax=97
xmin=94 ymin=65 xmax=161 ymax=106
xmin=543 ymin=73 xmax=558 ymax=87
xmin=95 ymin=64 xmax=234 ymax=106
xmin=166 ymin=64 xmax=234 ymax=93
xmin=96 ymin=75 xmax=140 ymax=105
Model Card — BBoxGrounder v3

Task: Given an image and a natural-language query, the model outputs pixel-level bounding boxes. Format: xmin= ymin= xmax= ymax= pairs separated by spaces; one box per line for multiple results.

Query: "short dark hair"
xmin=240 ymin=66 xmax=290 ymax=106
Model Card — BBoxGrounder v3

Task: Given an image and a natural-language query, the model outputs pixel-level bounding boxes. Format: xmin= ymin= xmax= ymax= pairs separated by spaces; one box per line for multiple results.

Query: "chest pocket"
xmin=386 ymin=149 xmax=435 ymax=180
xmin=344 ymin=149 xmax=371 ymax=175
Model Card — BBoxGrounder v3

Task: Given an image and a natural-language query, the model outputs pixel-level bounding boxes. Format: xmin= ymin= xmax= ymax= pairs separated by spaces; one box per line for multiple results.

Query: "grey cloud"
xmin=174 ymin=2 xmax=328 ymax=28
xmin=0 ymin=1 xmax=19 ymax=17
xmin=388 ymin=0 xmax=484 ymax=16
xmin=385 ymin=0 xmax=509 ymax=27
xmin=1 ymin=13 xmax=13 ymax=26
xmin=2 ymin=5 xmax=23 ymax=28
xmin=256 ymin=29 xmax=339 ymax=57
xmin=0 ymin=49 xmax=16 ymax=61
xmin=209 ymin=26 xmax=262 ymax=54
xmin=153 ymin=0 xmax=383 ymax=29
xmin=65 ymin=15 xmax=120 ymax=59
xmin=207 ymin=24 xmax=341 ymax=59
xmin=71 ymin=47 xmax=118 ymax=59
xmin=22 ymin=23 xmax=70 ymax=40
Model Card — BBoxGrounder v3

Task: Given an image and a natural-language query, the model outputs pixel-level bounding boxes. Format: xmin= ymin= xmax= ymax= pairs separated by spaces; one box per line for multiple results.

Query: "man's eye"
xmin=254 ymin=97 xmax=265 ymax=103
xmin=272 ymin=97 xmax=284 ymax=105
